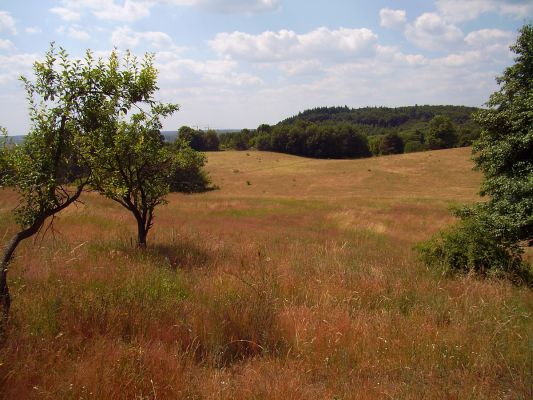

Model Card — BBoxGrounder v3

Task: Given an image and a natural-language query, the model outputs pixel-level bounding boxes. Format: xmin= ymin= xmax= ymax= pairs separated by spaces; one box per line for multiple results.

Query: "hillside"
xmin=217 ymin=105 xmax=482 ymax=157
xmin=278 ymin=105 xmax=480 ymax=133
xmin=0 ymin=148 xmax=531 ymax=399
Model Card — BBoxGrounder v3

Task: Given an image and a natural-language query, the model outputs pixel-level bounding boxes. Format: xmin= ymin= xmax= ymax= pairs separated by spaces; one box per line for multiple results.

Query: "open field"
xmin=0 ymin=147 xmax=531 ymax=399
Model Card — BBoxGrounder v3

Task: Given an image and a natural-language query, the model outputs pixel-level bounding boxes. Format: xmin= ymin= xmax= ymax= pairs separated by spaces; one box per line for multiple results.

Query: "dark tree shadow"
xmin=150 ymin=241 xmax=211 ymax=270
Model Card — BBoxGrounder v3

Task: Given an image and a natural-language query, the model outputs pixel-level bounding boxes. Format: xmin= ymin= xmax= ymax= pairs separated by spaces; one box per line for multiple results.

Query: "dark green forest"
xmin=180 ymin=105 xmax=481 ymax=159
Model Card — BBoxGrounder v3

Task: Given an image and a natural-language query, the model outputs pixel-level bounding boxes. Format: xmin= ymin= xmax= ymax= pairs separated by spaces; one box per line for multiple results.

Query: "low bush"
xmin=417 ymin=215 xmax=531 ymax=285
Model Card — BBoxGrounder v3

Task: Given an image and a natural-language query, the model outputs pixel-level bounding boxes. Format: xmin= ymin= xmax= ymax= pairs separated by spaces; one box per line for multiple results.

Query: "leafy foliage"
xmin=237 ymin=122 xmax=371 ymax=159
xmin=426 ymin=115 xmax=458 ymax=150
xmin=418 ymin=23 xmax=533 ymax=282
xmin=472 ymin=23 xmax=533 ymax=245
xmin=179 ymin=126 xmax=220 ymax=151
xmin=84 ymin=114 xmax=175 ymax=247
xmin=379 ymin=132 xmax=404 ymax=155
xmin=1 ymin=45 xmax=170 ymax=325
xmin=168 ymin=139 xmax=212 ymax=193
xmin=222 ymin=106 xmax=475 ymax=158
xmin=279 ymin=105 xmax=478 ymax=128
xmin=417 ymin=212 xmax=530 ymax=284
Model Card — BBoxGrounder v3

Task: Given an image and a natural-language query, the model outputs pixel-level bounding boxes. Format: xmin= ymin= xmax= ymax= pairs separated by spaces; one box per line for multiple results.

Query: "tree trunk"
xmin=0 ymin=234 xmax=21 ymax=331
xmin=136 ymin=217 xmax=148 ymax=249
xmin=0 ymin=183 xmax=85 ymax=335
xmin=1 ymin=231 xmax=29 ymax=336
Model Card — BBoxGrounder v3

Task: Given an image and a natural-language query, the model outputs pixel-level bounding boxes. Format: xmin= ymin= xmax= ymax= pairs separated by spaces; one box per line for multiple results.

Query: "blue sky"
xmin=0 ymin=0 xmax=531 ymax=133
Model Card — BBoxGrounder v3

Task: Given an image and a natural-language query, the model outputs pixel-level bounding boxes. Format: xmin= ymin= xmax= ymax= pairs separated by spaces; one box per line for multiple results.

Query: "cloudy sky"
xmin=0 ymin=0 xmax=531 ymax=133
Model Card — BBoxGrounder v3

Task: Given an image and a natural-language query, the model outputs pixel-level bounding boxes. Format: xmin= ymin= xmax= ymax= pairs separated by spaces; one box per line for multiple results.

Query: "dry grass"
xmin=0 ymin=147 xmax=531 ymax=399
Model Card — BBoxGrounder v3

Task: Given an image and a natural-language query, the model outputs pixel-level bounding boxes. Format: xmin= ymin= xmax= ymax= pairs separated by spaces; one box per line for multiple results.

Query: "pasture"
xmin=0 ymin=147 xmax=531 ymax=399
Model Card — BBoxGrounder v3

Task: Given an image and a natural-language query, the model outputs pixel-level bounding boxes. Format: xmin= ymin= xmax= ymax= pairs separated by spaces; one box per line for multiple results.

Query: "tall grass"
xmin=0 ymin=148 xmax=531 ymax=399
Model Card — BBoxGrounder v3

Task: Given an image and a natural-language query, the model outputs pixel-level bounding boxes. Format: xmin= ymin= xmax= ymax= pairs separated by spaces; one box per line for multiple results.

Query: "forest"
xmin=184 ymin=105 xmax=480 ymax=158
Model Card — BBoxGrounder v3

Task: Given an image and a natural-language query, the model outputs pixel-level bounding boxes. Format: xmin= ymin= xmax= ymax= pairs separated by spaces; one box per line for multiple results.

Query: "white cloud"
xmin=53 ymin=0 xmax=151 ymax=23
xmin=0 ymin=39 xmax=15 ymax=51
xmin=193 ymin=0 xmax=280 ymax=14
xmin=376 ymin=45 xmax=428 ymax=67
xmin=50 ymin=6 xmax=81 ymax=22
xmin=68 ymin=26 xmax=91 ymax=40
xmin=278 ymin=60 xmax=324 ymax=76
xmin=25 ymin=26 xmax=42 ymax=34
xmin=156 ymin=51 xmax=263 ymax=87
xmin=465 ymin=29 xmax=514 ymax=48
xmin=111 ymin=26 xmax=179 ymax=50
xmin=405 ymin=13 xmax=463 ymax=51
xmin=51 ymin=0 xmax=279 ymax=22
xmin=157 ymin=0 xmax=280 ymax=14
xmin=91 ymin=0 xmax=151 ymax=22
xmin=0 ymin=53 xmax=38 ymax=85
xmin=499 ymin=2 xmax=533 ymax=18
xmin=210 ymin=27 xmax=378 ymax=62
xmin=436 ymin=0 xmax=533 ymax=22
xmin=436 ymin=51 xmax=483 ymax=67
xmin=0 ymin=11 xmax=16 ymax=35
xmin=379 ymin=8 xmax=406 ymax=29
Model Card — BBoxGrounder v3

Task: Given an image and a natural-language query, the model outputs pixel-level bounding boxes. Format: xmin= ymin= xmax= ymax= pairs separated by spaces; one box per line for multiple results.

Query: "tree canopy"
xmin=1 ymin=46 xmax=168 ymax=328
xmin=418 ymin=23 xmax=533 ymax=283
xmin=472 ymin=23 xmax=533 ymax=245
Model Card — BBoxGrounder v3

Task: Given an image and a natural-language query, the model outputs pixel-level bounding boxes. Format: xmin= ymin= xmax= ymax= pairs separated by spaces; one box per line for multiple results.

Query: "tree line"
xmin=194 ymin=111 xmax=474 ymax=159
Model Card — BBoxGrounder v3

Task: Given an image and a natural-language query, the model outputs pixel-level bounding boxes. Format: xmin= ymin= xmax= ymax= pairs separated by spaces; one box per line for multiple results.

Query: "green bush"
xmin=404 ymin=141 xmax=427 ymax=153
xmin=169 ymin=141 xmax=212 ymax=193
xmin=253 ymin=133 xmax=272 ymax=151
xmin=417 ymin=216 xmax=531 ymax=285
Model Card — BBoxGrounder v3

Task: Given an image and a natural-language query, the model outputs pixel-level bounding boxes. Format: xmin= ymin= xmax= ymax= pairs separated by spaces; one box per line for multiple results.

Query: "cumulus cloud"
xmin=156 ymin=0 xmax=280 ymax=14
xmin=68 ymin=26 xmax=91 ymax=40
xmin=52 ymin=0 xmax=151 ymax=22
xmin=0 ymin=53 xmax=39 ymax=85
xmin=50 ymin=0 xmax=280 ymax=22
xmin=25 ymin=26 xmax=42 ymax=34
xmin=436 ymin=0 xmax=533 ymax=22
xmin=111 ymin=26 xmax=181 ymax=50
xmin=192 ymin=0 xmax=280 ymax=14
xmin=464 ymin=29 xmax=514 ymax=48
xmin=405 ymin=13 xmax=463 ymax=51
xmin=210 ymin=27 xmax=378 ymax=62
xmin=0 ymin=39 xmax=15 ymax=51
xmin=379 ymin=8 xmax=406 ymax=29
xmin=157 ymin=53 xmax=264 ymax=87
xmin=91 ymin=0 xmax=151 ymax=21
xmin=0 ymin=11 xmax=16 ymax=35
xmin=50 ymin=6 xmax=81 ymax=21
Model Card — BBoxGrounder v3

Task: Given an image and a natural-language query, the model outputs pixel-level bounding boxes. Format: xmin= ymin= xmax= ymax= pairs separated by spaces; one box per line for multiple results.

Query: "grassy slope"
xmin=0 ymin=147 xmax=531 ymax=399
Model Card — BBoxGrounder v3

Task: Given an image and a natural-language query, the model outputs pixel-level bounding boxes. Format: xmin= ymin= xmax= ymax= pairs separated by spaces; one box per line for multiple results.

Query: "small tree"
xmin=0 ymin=46 xmax=166 ymax=328
xmin=426 ymin=115 xmax=458 ymax=149
xmin=168 ymin=139 xmax=211 ymax=193
xmin=86 ymin=109 xmax=178 ymax=248
xmin=472 ymin=23 xmax=533 ymax=245
xmin=380 ymin=132 xmax=404 ymax=155
xmin=179 ymin=125 xmax=204 ymax=150
xmin=204 ymin=129 xmax=220 ymax=151
xmin=418 ymin=23 xmax=533 ymax=283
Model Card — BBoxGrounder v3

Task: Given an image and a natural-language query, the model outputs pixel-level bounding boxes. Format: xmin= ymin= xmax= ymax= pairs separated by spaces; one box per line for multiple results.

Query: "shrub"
xmin=253 ymin=134 xmax=272 ymax=151
xmin=404 ymin=141 xmax=426 ymax=153
xmin=417 ymin=214 xmax=531 ymax=285
xmin=169 ymin=142 xmax=212 ymax=193
xmin=379 ymin=132 xmax=404 ymax=155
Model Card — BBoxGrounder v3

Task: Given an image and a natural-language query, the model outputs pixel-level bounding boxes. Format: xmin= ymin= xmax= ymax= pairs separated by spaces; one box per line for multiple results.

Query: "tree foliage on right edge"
xmin=418 ymin=23 xmax=533 ymax=285
xmin=472 ymin=23 xmax=533 ymax=245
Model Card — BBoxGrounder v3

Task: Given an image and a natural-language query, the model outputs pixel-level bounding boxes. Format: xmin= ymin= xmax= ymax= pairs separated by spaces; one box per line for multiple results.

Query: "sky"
xmin=0 ymin=0 xmax=531 ymax=133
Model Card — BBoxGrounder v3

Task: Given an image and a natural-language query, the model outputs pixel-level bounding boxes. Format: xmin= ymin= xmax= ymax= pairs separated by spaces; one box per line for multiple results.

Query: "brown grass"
xmin=0 ymin=147 xmax=531 ymax=399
